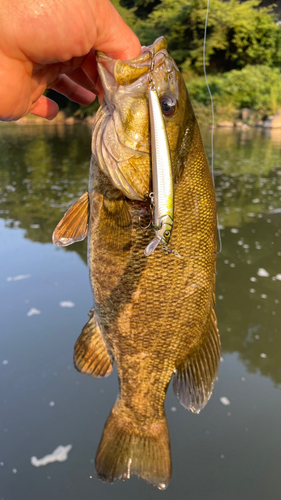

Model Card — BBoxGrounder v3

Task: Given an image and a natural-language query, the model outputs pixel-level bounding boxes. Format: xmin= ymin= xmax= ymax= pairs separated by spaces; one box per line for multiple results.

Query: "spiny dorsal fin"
xmin=173 ymin=308 xmax=220 ymax=414
xmin=52 ymin=191 xmax=89 ymax=247
xmin=74 ymin=309 xmax=113 ymax=378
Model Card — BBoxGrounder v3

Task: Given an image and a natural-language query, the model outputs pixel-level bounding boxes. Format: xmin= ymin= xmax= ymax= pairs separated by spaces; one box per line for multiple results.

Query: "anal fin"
xmin=74 ymin=309 xmax=113 ymax=377
xmin=173 ymin=308 xmax=220 ymax=414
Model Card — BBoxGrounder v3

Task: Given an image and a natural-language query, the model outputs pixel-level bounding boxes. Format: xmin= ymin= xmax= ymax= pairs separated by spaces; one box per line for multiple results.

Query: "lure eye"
xmin=164 ymin=230 xmax=171 ymax=238
xmin=160 ymin=95 xmax=177 ymax=117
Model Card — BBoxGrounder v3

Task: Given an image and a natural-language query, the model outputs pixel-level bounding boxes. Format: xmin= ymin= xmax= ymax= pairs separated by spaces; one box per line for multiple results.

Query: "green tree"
xmin=120 ymin=0 xmax=160 ymax=19
xmin=133 ymin=0 xmax=281 ymax=74
xmin=187 ymin=65 xmax=281 ymax=118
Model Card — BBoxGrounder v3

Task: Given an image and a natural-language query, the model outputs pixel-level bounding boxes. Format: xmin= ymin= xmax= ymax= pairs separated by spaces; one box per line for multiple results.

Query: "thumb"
xmin=92 ymin=0 xmax=141 ymax=60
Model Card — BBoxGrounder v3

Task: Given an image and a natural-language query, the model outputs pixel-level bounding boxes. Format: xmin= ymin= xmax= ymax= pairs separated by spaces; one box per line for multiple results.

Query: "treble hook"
xmin=138 ymin=192 xmax=154 ymax=230
xmin=161 ymin=245 xmax=182 ymax=258
xmin=139 ymin=217 xmax=152 ymax=230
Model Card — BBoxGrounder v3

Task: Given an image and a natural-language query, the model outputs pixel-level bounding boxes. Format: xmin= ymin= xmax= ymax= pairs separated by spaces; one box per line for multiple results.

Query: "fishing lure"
xmin=144 ymin=63 xmax=175 ymax=257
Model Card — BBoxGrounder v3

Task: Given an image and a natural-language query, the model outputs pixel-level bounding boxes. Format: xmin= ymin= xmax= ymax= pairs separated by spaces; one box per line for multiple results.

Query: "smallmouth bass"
xmin=53 ymin=36 xmax=220 ymax=489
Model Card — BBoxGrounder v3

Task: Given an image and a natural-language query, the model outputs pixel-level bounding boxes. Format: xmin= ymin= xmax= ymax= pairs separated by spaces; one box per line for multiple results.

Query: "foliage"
xmin=44 ymin=1 xmax=281 ymax=120
xmin=119 ymin=0 xmax=160 ymax=19
xmin=111 ymin=0 xmax=140 ymax=26
xmin=187 ymin=65 xmax=281 ymax=120
xmin=133 ymin=0 xmax=281 ymax=74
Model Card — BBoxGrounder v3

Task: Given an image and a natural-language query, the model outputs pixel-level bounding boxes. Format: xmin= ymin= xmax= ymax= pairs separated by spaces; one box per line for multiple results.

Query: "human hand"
xmin=0 ymin=0 xmax=141 ymax=121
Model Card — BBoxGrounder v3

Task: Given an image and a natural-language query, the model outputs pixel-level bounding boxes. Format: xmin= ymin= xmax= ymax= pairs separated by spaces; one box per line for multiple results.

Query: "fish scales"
xmin=53 ymin=36 xmax=220 ymax=489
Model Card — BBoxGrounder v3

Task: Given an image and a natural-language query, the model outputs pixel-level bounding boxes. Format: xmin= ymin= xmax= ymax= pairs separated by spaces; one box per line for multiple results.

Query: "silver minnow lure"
xmin=144 ymin=81 xmax=174 ymax=257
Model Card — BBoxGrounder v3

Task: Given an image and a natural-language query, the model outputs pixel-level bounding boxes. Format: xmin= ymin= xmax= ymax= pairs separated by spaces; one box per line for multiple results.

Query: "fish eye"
xmin=164 ymin=230 xmax=171 ymax=238
xmin=160 ymin=95 xmax=177 ymax=117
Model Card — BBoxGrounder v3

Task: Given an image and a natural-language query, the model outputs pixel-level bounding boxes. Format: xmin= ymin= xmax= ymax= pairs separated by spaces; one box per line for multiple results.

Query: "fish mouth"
xmin=96 ymin=36 xmax=168 ymax=86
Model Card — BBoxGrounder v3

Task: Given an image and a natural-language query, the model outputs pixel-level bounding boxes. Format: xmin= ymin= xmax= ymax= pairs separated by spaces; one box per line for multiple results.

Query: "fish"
xmin=53 ymin=36 xmax=220 ymax=490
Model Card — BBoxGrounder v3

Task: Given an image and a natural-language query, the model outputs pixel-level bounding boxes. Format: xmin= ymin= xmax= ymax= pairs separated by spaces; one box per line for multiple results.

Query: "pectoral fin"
xmin=74 ymin=310 xmax=113 ymax=377
xmin=173 ymin=308 xmax=220 ymax=414
xmin=52 ymin=191 xmax=89 ymax=247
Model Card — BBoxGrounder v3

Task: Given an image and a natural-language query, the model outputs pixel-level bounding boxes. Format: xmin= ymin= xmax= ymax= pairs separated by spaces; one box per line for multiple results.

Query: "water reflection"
xmin=201 ymin=128 xmax=281 ymax=386
xmin=1 ymin=124 xmax=281 ymax=391
xmin=0 ymin=123 xmax=90 ymax=261
xmin=217 ymin=216 xmax=281 ymax=385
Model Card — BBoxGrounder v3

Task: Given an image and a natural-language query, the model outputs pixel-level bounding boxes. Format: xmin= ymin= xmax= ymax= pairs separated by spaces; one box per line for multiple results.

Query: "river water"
xmin=0 ymin=122 xmax=281 ymax=500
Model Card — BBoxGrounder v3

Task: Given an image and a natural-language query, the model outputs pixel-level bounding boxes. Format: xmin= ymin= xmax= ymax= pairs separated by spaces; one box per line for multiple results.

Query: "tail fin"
xmin=95 ymin=400 xmax=171 ymax=490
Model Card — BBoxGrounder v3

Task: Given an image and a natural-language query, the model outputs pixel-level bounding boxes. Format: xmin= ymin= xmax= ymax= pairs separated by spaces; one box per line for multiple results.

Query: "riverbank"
xmin=7 ymin=107 xmax=281 ymax=132
xmin=7 ymin=111 xmax=96 ymax=127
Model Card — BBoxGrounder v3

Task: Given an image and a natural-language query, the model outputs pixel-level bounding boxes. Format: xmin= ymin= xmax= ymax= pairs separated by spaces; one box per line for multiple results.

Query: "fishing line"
xmin=203 ymin=0 xmax=222 ymax=254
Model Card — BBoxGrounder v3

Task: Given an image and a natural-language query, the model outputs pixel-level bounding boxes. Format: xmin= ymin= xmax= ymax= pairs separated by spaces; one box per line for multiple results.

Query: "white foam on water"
xmin=257 ymin=268 xmax=269 ymax=277
xmin=27 ymin=308 xmax=41 ymax=317
xmin=31 ymin=445 xmax=72 ymax=467
xmin=6 ymin=274 xmax=30 ymax=282
xmin=220 ymin=397 xmax=230 ymax=406
xmin=59 ymin=301 xmax=75 ymax=308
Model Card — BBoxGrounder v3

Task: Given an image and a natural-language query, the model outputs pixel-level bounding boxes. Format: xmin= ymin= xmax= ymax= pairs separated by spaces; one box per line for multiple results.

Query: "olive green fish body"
xmin=87 ymin=40 xmax=218 ymax=486
xmin=54 ymin=37 xmax=220 ymax=489
xmin=89 ymin=116 xmax=217 ymax=412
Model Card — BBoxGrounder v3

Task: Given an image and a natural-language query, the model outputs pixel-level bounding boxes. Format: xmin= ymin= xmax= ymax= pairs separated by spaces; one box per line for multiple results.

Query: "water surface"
xmin=0 ymin=122 xmax=281 ymax=500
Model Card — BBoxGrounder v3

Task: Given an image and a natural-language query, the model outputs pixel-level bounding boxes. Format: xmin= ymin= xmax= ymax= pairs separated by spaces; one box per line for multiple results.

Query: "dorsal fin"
xmin=52 ymin=191 xmax=89 ymax=247
xmin=173 ymin=308 xmax=220 ymax=414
